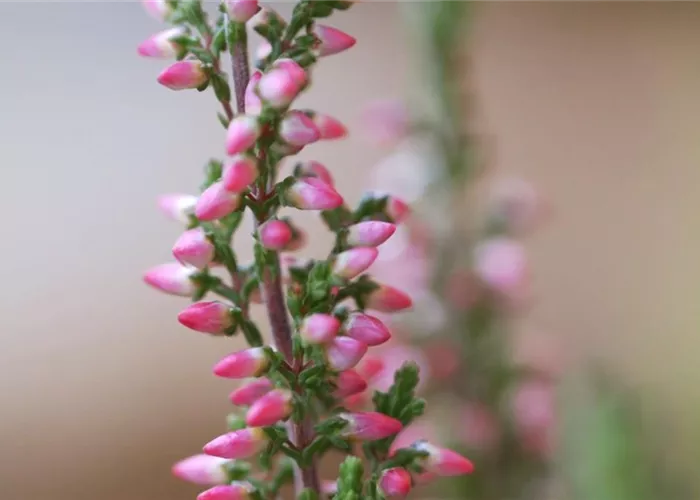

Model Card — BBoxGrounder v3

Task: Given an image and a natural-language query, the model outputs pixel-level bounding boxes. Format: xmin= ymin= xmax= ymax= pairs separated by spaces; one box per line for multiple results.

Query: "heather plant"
xmin=138 ymin=1 xmax=473 ymax=499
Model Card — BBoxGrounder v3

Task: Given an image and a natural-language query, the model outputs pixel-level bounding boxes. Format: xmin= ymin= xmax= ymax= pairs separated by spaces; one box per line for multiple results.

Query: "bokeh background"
xmin=2 ymin=2 xmax=699 ymax=499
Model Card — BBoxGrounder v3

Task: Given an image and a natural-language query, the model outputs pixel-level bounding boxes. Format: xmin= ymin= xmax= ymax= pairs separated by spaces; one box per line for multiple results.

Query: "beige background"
xmin=1 ymin=2 xmax=699 ymax=499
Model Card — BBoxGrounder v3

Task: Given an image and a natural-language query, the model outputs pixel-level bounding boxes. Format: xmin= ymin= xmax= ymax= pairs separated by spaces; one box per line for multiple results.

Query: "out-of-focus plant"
xmin=136 ymin=1 xmax=475 ymax=499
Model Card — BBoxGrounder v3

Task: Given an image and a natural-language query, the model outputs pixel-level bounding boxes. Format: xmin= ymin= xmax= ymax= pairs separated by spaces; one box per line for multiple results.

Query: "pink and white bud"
xmin=224 ymin=0 xmax=259 ymax=23
xmin=473 ymin=237 xmax=528 ymax=297
xmin=213 ymin=347 xmax=270 ymax=379
xmin=361 ymin=99 xmax=410 ymax=146
xmin=157 ymin=60 xmax=208 ymax=90
xmin=222 ymin=155 xmax=258 ymax=193
xmin=326 ymin=337 xmax=368 ymax=371
xmin=339 ymin=411 xmax=403 ymax=441
xmin=312 ymin=113 xmax=348 ymax=140
xmin=279 ymin=111 xmax=320 ymax=147
xmin=321 ymin=480 xmax=338 ymax=496
xmin=314 ymin=25 xmax=356 ymax=57
xmin=347 ymin=221 xmax=396 ymax=247
xmin=143 ymin=262 xmax=197 ymax=296
xmin=172 ymin=228 xmax=215 ymax=269
xmin=229 ymin=378 xmax=273 ymax=406
xmin=412 ymin=442 xmax=474 ymax=476
xmin=390 ymin=420 xmax=439 ymax=456
xmin=285 ymin=177 xmax=343 ymax=211
xmin=272 ymin=58 xmax=308 ymax=87
xmin=195 ymin=181 xmax=241 ymax=221
xmin=158 ymin=193 xmax=197 ymax=224
xmin=258 ymin=220 xmax=293 ymax=250
xmin=300 ymin=313 xmax=340 ymax=344
xmin=296 ymin=160 xmax=334 ymax=186
xmin=365 ymin=284 xmax=412 ymax=313
xmin=379 ymin=468 xmax=412 ymax=499
xmin=138 ymin=27 xmax=186 ymax=58
xmin=332 ymin=247 xmax=379 ymax=279
xmin=245 ymin=389 xmax=293 ymax=427
xmin=226 ymin=115 xmax=261 ymax=155
xmin=142 ymin=0 xmax=173 ymax=21
xmin=334 ymin=369 xmax=367 ymax=399
xmin=197 ymin=483 xmax=253 ymax=500
xmin=254 ymin=41 xmax=272 ymax=66
xmin=172 ymin=454 xmax=229 ymax=485
xmin=345 ymin=313 xmax=391 ymax=346
xmin=244 ymin=71 xmax=263 ymax=115
xmin=203 ymin=428 xmax=268 ymax=459
xmin=178 ymin=301 xmax=235 ymax=335
xmin=258 ymin=68 xmax=303 ymax=109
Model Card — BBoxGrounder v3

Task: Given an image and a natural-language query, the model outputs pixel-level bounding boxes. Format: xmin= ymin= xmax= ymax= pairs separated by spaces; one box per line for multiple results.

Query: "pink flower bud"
xmin=197 ymin=483 xmax=253 ymax=500
xmin=223 ymin=155 xmax=258 ymax=193
xmin=195 ymin=181 xmax=241 ymax=221
xmin=334 ymin=369 xmax=367 ymax=399
xmin=172 ymin=454 xmax=229 ymax=485
xmin=279 ymin=111 xmax=320 ymax=147
xmin=157 ymin=60 xmax=208 ymax=90
xmin=332 ymin=247 xmax=378 ymax=279
xmin=322 ymin=480 xmax=338 ymax=495
xmin=254 ymin=41 xmax=272 ymax=66
xmin=138 ymin=27 xmax=185 ymax=58
xmin=300 ymin=313 xmax=340 ymax=344
xmin=143 ymin=262 xmax=197 ymax=296
xmin=385 ymin=194 xmax=410 ymax=223
xmin=473 ymin=237 xmax=528 ymax=297
xmin=178 ymin=301 xmax=235 ymax=335
xmin=229 ymin=378 xmax=273 ymax=406
xmin=314 ymin=25 xmax=356 ymax=57
xmin=258 ymin=220 xmax=293 ymax=250
xmin=172 ymin=228 xmax=215 ymax=269
xmin=226 ymin=115 xmax=261 ymax=155
xmin=286 ymin=177 xmax=343 ymax=210
xmin=347 ymin=221 xmax=396 ymax=247
xmin=296 ymin=160 xmax=334 ymax=186
xmin=272 ymin=59 xmax=308 ymax=88
xmin=158 ymin=193 xmax=197 ymax=224
xmin=344 ymin=313 xmax=391 ymax=346
xmin=142 ymin=0 xmax=173 ymax=21
xmin=312 ymin=113 xmax=348 ymax=140
xmin=412 ymin=442 xmax=474 ymax=476
xmin=379 ymin=468 xmax=412 ymax=499
xmin=326 ymin=337 xmax=368 ymax=371
xmin=245 ymin=389 xmax=293 ymax=427
xmin=244 ymin=71 xmax=263 ymax=115
xmin=258 ymin=68 xmax=303 ymax=109
xmin=224 ymin=0 xmax=259 ymax=23
xmin=203 ymin=428 xmax=267 ymax=459
xmin=365 ymin=284 xmax=412 ymax=312
xmin=213 ymin=347 xmax=270 ymax=379
xmin=339 ymin=411 xmax=403 ymax=440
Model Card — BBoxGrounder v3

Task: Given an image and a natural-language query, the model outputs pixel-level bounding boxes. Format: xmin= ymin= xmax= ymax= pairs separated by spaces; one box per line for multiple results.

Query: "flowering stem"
xmin=226 ymin=17 xmax=319 ymax=495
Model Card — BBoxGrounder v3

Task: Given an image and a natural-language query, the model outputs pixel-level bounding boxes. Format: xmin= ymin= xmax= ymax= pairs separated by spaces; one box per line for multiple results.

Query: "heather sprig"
xmin=138 ymin=1 xmax=472 ymax=498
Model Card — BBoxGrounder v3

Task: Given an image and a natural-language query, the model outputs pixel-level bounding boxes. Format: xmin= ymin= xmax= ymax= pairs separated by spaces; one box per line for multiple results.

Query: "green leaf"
xmin=297 ymin=489 xmax=319 ymax=500
xmin=336 ymin=456 xmax=364 ymax=497
xmin=224 ymin=460 xmax=251 ymax=481
xmin=201 ymin=159 xmax=223 ymax=191
xmin=210 ymin=72 xmax=231 ymax=103
xmin=241 ymin=320 xmax=263 ymax=347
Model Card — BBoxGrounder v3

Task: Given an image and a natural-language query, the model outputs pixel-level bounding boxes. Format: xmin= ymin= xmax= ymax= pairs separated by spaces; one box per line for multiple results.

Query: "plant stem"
xmin=226 ymin=18 xmax=320 ymax=496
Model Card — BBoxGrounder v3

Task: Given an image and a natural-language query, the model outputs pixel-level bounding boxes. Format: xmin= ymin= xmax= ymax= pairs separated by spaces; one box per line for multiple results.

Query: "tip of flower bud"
xmin=314 ymin=24 xmax=356 ymax=57
xmin=157 ymin=193 xmax=197 ymax=224
xmin=245 ymin=389 xmax=293 ymax=427
xmin=178 ymin=301 xmax=234 ymax=335
xmin=332 ymin=247 xmax=379 ymax=280
xmin=280 ymin=111 xmax=321 ymax=147
xmin=379 ymin=468 xmax=412 ymax=498
xmin=172 ymin=454 xmax=229 ymax=485
xmin=203 ymin=428 xmax=267 ymax=459
xmin=340 ymin=411 xmax=403 ymax=441
xmin=213 ymin=347 xmax=270 ymax=379
xmin=366 ymin=284 xmax=413 ymax=313
xmin=259 ymin=219 xmax=294 ymax=250
xmin=313 ymin=113 xmax=348 ymax=140
xmin=334 ymin=369 xmax=368 ymax=399
xmin=222 ymin=155 xmax=259 ymax=193
xmin=226 ymin=115 xmax=261 ymax=155
xmin=345 ymin=313 xmax=391 ymax=346
xmin=229 ymin=378 xmax=273 ymax=406
xmin=326 ymin=336 xmax=368 ymax=371
xmin=300 ymin=313 xmax=341 ymax=344
xmin=157 ymin=60 xmax=208 ymax=90
xmin=195 ymin=181 xmax=241 ymax=221
xmin=172 ymin=228 xmax=215 ymax=270
xmin=197 ymin=483 xmax=252 ymax=500
xmin=224 ymin=0 xmax=260 ymax=24
xmin=143 ymin=262 xmax=196 ymax=296
xmin=414 ymin=442 xmax=475 ymax=476
xmin=347 ymin=221 xmax=396 ymax=247
xmin=286 ymin=177 xmax=344 ymax=211
xmin=295 ymin=160 xmax=334 ymax=186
